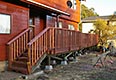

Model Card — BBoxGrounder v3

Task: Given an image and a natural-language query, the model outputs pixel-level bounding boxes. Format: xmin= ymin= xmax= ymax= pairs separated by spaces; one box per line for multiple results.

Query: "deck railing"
xmin=54 ymin=28 xmax=81 ymax=54
xmin=7 ymin=28 xmax=34 ymax=69
xmin=27 ymin=27 xmax=54 ymax=73
xmin=53 ymin=28 xmax=98 ymax=54
xmin=27 ymin=27 xmax=98 ymax=73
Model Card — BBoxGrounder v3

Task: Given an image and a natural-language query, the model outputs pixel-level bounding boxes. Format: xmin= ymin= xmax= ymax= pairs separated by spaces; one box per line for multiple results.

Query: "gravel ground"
xmin=0 ymin=71 xmax=23 ymax=80
xmin=47 ymin=53 xmax=116 ymax=80
xmin=0 ymin=52 xmax=116 ymax=80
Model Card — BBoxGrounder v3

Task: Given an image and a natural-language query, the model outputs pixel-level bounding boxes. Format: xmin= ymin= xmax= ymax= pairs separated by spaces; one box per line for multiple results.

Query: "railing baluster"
xmin=13 ymin=42 xmax=15 ymax=60
xmin=16 ymin=39 xmax=18 ymax=57
xmin=34 ymin=41 xmax=37 ymax=63
xmin=36 ymin=40 xmax=39 ymax=60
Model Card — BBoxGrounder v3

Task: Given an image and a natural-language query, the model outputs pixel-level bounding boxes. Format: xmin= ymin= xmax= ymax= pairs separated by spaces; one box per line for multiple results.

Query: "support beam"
xmin=64 ymin=52 xmax=73 ymax=60
xmin=51 ymin=55 xmax=63 ymax=61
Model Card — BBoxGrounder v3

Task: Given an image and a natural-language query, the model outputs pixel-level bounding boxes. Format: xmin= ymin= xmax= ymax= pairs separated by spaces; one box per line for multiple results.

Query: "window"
xmin=70 ymin=0 xmax=77 ymax=10
xmin=68 ymin=24 xmax=75 ymax=30
xmin=58 ymin=22 xmax=62 ymax=28
xmin=55 ymin=21 xmax=57 ymax=28
xmin=0 ymin=14 xmax=11 ymax=34
xmin=54 ymin=21 xmax=63 ymax=28
xmin=29 ymin=17 xmax=34 ymax=25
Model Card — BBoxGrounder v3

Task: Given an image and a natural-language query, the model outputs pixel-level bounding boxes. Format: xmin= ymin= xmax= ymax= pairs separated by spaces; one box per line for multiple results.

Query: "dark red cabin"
xmin=0 ymin=0 xmax=98 ymax=74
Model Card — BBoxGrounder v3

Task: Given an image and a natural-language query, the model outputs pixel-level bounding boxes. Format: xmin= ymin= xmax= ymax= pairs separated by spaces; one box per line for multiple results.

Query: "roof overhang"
xmin=21 ymin=0 xmax=70 ymax=16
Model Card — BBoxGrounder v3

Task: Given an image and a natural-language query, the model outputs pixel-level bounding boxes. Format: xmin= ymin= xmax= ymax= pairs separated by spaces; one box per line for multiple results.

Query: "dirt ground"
xmin=47 ymin=53 xmax=116 ymax=80
xmin=0 ymin=52 xmax=116 ymax=80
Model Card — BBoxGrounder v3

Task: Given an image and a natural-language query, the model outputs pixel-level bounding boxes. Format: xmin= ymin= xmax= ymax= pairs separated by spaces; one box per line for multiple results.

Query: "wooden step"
xmin=12 ymin=61 xmax=27 ymax=68
xmin=20 ymin=53 xmax=28 ymax=57
xmin=10 ymin=66 xmax=28 ymax=74
xmin=17 ymin=57 xmax=28 ymax=62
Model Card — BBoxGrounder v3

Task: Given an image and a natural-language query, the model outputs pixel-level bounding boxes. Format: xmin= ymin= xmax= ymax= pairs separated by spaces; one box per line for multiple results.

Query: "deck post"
xmin=45 ymin=55 xmax=53 ymax=70
xmin=73 ymin=52 xmax=78 ymax=62
xmin=61 ymin=54 xmax=68 ymax=65
xmin=48 ymin=55 xmax=51 ymax=65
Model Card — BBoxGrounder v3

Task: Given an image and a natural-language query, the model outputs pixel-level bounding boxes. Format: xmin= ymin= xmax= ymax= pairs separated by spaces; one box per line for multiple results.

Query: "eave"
xmin=21 ymin=0 xmax=70 ymax=16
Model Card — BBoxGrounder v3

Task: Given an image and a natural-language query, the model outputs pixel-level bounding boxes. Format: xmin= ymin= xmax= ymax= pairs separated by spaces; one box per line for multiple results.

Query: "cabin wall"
xmin=0 ymin=1 xmax=29 ymax=61
xmin=34 ymin=15 xmax=46 ymax=35
xmin=31 ymin=0 xmax=80 ymax=22
xmin=47 ymin=15 xmax=78 ymax=30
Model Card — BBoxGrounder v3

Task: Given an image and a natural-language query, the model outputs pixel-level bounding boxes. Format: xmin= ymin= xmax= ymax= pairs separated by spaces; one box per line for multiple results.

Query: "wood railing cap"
xmin=7 ymin=28 xmax=31 ymax=45
xmin=29 ymin=25 xmax=35 ymax=27
xmin=28 ymin=27 xmax=51 ymax=45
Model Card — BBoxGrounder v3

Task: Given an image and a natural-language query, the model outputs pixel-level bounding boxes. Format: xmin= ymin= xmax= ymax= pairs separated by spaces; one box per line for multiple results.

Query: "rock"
xmin=37 ymin=74 xmax=49 ymax=80
xmin=110 ymin=67 xmax=116 ymax=70
xmin=107 ymin=60 xmax=114 ymax=64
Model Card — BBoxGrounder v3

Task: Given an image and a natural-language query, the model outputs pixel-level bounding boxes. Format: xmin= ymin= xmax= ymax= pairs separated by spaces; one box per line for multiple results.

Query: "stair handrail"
xmin=7 ymin=28 xmax=30 ymax=45
xmin=27 ymin=27 xmax=54 ymax=73
xmin=28 ymin=27 xmax=51 ymax=45
xmin=7 ymin=28 xmax=34 ymax=70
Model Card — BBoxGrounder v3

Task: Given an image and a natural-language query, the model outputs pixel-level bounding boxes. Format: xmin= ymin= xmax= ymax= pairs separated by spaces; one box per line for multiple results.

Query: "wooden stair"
xmin=10 ymin=52 xmax=29 ymax=74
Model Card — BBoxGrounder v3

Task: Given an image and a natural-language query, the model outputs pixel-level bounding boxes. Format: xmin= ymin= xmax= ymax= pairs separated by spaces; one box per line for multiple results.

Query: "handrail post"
xmin=7 ymin=44 xmax=13 ymax=70
xmin=27 ymin=45 xmax=31 ymax=74
xmin=27 ymin=45 xmax=31 ymax=64
xmin=29 ymin=25 xmax=35 ymax=38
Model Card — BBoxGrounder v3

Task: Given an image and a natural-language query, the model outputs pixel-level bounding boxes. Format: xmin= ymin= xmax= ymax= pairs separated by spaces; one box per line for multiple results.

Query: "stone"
xmin=0 ymin=61 xmax=7 ymax=72
xmin=45 ymin=65 xmax=53 ymax=70
xmin=61 ymin=61 xmax=68 ymax=65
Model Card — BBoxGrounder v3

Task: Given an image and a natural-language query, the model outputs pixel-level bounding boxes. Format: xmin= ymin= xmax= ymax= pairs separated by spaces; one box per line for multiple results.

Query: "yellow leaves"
xmin=93 ymin=19 xmax=116 ymax=44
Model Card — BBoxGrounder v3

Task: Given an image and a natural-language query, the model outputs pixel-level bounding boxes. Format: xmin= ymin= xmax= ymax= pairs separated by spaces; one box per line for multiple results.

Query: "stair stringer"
xmin=31 ymin=53 xmax=47 ymax=73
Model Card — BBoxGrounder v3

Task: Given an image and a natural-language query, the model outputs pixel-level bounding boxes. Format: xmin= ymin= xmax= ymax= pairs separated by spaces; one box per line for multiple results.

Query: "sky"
xmin=81 ymin=0 xmax=116 ymax=16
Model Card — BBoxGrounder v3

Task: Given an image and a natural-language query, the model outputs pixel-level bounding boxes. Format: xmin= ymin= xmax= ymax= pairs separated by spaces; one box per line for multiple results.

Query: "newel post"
xmin=7 ymin=44 xmax=13 ymax=70
xmin=27 ymin=44 xmax=31 ymax=74
xmin=29 ymin=25 xmax=35 ymax=39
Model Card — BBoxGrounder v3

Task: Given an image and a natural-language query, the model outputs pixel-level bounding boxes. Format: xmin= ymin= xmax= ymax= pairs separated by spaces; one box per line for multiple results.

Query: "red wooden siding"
xmin=46 ymin=15 xmax=79 ymax=30
xmin=0 ymin=1 xmax=29 ymax=61
xmin=33 ymin=0 xmax=80 ymax=22
xmin=34 ymin=16 xmax=46 ymax=35
xmin=21 ymin=0 xmax=80 ymax=27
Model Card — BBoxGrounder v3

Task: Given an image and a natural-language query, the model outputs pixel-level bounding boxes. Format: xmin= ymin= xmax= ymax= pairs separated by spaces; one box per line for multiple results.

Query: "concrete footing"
xmin=78 ymin=54 xmax=82 ymax=56
xmin=0 ymin=61 xmax=8 ymax=72
xmin=73 ymin=57 xmax=78 ymax=62
xmin=61 ymin=61 xmax=68 ymax=65
xmin=85 ymin=52 xmax=88 ymax=55
xmin=52 ymin=60 xmax=56 ymax=65
xmin=45 ymin=65 xmax=53 ymax=70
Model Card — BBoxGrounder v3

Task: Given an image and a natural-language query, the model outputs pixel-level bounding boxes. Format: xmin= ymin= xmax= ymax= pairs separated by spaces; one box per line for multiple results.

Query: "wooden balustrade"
xmin=6 ymin=27 xmax=98 ymax=73
xmin=6 ymin=26 xmax=98 ymax=74
xmin=54 ymin=28 xmax=81 ymax=53
xmin=53 ymin=28 xmax=98 ymax=54
xmin=7 ymin=28 xmax=34 ymax=69
xmin=27 ymin=27 xmax=55 ymax=70
xmin=27 ymin=27 xmax=98 ymax=71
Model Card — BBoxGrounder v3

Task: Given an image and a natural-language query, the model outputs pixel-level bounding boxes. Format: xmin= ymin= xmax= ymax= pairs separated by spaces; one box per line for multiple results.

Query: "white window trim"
xmin=70 ymin=0 xmax=77 ymax=10
xmin=58 ymin=22 xmax=62 ymax=28
xmin=0 ymin=14 xmax=11 ymax=34
xmin=68 ymin=24 xmax=75 ymax=30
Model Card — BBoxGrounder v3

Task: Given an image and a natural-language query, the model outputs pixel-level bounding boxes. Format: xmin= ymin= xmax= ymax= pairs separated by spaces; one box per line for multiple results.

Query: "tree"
xmin=81 ymin=4 xmax=99 ymax=19
xmin=93 ymin=19 xmax=116 ymax=46
xmin=79 ymin=4 xmax=99 ymax=31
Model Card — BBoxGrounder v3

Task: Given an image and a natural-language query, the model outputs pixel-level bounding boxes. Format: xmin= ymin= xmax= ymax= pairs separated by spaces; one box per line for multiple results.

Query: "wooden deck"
xmin=7 ymin=27 xmax=98 ymax=74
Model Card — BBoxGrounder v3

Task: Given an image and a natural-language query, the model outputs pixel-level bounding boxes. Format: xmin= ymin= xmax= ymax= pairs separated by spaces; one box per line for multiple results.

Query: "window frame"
xmin=68 ymin=24 xmax=75 ymax=30
xmin=58 ymin=22 xmax=63 ymax=28
xmin=70 ymin=0 xmax=77 ymax=10
xmin=0 ymin=13 xmax=11 ymax=34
